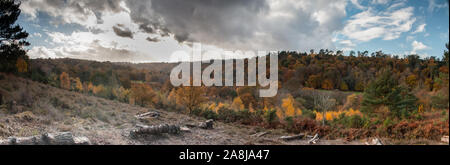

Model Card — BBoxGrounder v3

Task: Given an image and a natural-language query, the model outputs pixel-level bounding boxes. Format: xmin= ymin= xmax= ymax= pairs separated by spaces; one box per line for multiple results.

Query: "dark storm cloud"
xmin=21 ymin=0 xmax=124 ymax=24
xmin=24 ymin=0 xmax=350 ymax=55
xmin=112 ymin=24 xmax=133 ymax=38
xmin=125 ymin=0 xmax=270 ymax=48
xmin=124 ymin=0 xmax=347 ymax=51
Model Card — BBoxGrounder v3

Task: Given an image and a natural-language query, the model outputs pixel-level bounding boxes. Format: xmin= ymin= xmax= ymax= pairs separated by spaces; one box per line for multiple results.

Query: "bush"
xmin=30 ymin=68 xmax=48 ymax=83
xmin=285 ymin=117 xmax=319 ymax=133
xmin=202 ymin=109 xmax=218 ymax=120
xmin=302 ymin=109 xmax=316 ymax=119
xmin=217 ymin=107 xmax=239 ymax=123
xmin=264 ymin=109 xmax=278 ymax=127
xmin=331 ymin=114 xmax=370 ymax=129
xmin=431 ymin=94 xmax=449 ymax=109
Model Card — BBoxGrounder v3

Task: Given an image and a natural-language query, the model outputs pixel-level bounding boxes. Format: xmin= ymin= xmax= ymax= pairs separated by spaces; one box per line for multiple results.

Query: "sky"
xmin=16 ymin=0 xmax=450 ymax=62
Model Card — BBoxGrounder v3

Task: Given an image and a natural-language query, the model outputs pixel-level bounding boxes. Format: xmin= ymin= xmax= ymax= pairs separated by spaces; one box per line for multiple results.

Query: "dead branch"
xmin=279 ymin=133 xmax=305 ymax=141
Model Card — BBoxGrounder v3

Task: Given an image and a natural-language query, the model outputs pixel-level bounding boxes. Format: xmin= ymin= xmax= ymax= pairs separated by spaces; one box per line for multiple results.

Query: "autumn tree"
xmin=321 ymin=79 xmax=334 ymax=90
xmin=87 ymin=82 xmax=94 ymax=93
xmin=74 ymin=77 xmax=83 ymax=92
xmin=175 ymin=86 xmax=206 ymax=114
xmin=113 ymin=86 xmax=131 ymax=103
xmin=405 ymin=74 xmax=417 ymax=89
xmin=60 ymin=72 xmax=70 ymax=90
xmin=281 ymin=94 xmax=302 ymax=118
xmin=236 ymin=87 xmax=257 ymax=109
xmin=340 ymin=81 xmax=349 ymax=91
xmin=16 ymin=57 xmax=27 ymax=73
xmin=131 ymin=82 xmax=156 ymax=107
xmin=231 ymin=97 xmax=245 ymax=111
xmin=306 ymin=75 xmax=321 ymax=89
xmin=0 ymin=0 xmax=30 ymax=73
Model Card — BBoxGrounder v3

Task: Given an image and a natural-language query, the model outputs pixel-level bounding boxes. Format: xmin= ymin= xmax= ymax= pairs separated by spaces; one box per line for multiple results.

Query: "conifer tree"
xmin=361 ymin=70 xmax=417 ymax=118
xmin=0 ymin=0 xmax=29 ymax=73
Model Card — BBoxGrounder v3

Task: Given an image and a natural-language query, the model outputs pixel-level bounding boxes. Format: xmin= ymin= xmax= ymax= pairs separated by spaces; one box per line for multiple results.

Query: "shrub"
xmin=431 ymin=94 xmax=449 ymax=109
xmin=285 ymin=117 xmax=320 ymax=133
xmin=302 ymin=109 xmax=316 ymax=119
xmin=264 ymin=109 xmax=278 ymax=127
xmin=217 ymin=107 xmax=239 ymax=123
xmin=331 ymin=114 xmax=370 ymax=129
xmin=201 ymin=109 xmax=218 ymax=120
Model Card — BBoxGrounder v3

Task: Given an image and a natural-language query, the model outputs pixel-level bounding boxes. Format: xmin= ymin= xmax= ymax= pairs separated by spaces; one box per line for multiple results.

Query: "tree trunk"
xmin=0 ymin=132 xmax=90 ymax=145
xmin=130 ymin=124 xmax=180 ymax=138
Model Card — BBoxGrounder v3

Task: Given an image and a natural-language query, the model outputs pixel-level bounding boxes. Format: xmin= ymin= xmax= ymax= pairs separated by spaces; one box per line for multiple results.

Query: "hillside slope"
xmin=0 ymin=73 xmax=318 ymax=145
xmin=1 ymin=73 xmax=446 ymax=145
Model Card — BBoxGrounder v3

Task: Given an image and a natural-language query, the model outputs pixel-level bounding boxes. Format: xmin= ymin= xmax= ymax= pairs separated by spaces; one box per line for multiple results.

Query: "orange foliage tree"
xmin=232 ymin=97 xmax=245 ymax=111
xmin=16 ymin=57 xmax=28 ymax=73
xmin=175 ymin=86 xmax=206 ymax=114
xmin=74 ymin=77 xmax=83 ymax=92
xmin=281 ymin=94 xmax=302 ymax=118
xmin=60 ymin=72 xmax=70 ymax=90
xmin=131 ymin=82 xmax=156 ymax=107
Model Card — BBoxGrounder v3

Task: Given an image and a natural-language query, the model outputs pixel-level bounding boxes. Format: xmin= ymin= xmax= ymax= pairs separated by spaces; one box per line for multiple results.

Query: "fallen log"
xmin=251 ymin=132 xmax=270 ymax=138
xmin=130 ymin=124 xmax=180 ymax=138
xmin=135 ymin=111 xmax=160 ymax=119
xmin=179 ymin=126 xmax=191 ymax=133
xmin=279 ymin=133 xmax=305 ymax=141
xmin=198 ymin=119 xmax=214 ymax=129
xmin=0 ymin=132 xmax=90 ymax=145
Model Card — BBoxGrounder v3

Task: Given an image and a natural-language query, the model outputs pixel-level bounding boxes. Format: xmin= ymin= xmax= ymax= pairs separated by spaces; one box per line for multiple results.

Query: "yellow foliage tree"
xmin=131 ymin=83 xmax=156 ymax=107
xmin=249 ymin=103 xmax=255 ymax=113
xmin=60 ymin=72 xmax=71 ymax=90
xmin=175 ymin=86 xmax=206 ymax=114
xmin=275 ymin=107 xmax=284 ymax=120
xmin=16 ymin=57 xmax=28 ymax=73
xmin=113 ymin=86 xmax=131 ymax=102
xmin=87 ymin=82 xmax=94 ymax=93
xmin=406 ymin=74 xmax=418 ymax=89
xmin=93 ymin=84 xmax=105 ymax=95
xmin=232 ymin=97 xmax=245 ymax=111
xmin=74 ymin=77 xmax=83 ymax=92
xmin=281 ymin=94 xmax=302 ymax=117
xmin=418 ymin=104 xmax=424 ymax=113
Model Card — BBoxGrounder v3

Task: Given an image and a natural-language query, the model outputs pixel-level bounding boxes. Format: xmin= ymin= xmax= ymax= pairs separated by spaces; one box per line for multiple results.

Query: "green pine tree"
xmin=0 ymin=0 xmax=30 ymax=73
xmin=361 ymin=69 xmax=417 ymax=118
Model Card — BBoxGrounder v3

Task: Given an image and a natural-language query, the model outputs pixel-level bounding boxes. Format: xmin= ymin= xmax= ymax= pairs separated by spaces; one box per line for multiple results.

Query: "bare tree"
xmin=313 ymin=91 xmax=335 ymax=125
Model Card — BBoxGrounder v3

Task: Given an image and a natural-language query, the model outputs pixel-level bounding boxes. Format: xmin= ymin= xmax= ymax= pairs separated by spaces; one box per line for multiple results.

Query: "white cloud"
xmin=411 ymin=40 xmax=429 ymax=57
xmin=32 ymin=33 xmax=42 ymax=38
xmin=340 ymin=6 xmax=415 ymax=42
xmin=350 ymin=0 xmax=365 ymax=10
xmin=428 ymin=0 xmax=448 ymax=12
xmin=339 ymin=40 xmax=356 ymax=47
xmin=371 ymin=0 xmax=389 ymax=5
xmin=412 ymin=24 xmax=426 ymax=34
